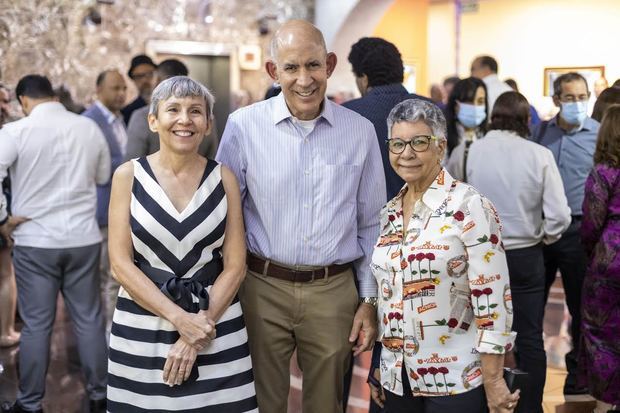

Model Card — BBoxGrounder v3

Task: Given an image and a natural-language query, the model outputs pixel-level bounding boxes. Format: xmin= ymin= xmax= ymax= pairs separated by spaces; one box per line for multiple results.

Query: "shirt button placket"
xmin=300 ymin=132 xmax=313 ymax=258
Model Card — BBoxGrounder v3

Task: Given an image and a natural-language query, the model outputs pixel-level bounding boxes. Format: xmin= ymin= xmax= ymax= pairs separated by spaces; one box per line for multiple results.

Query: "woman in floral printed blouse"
xmin=368 ymin=99 xmax=518 ymax=413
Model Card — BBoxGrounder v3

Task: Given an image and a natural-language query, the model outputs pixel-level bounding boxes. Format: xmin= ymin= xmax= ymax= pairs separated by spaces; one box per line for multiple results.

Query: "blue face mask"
xmin=560 ymin=101 xmax=588 ymax=126
xmin=457 ymin=103 xmax=486 ymax=128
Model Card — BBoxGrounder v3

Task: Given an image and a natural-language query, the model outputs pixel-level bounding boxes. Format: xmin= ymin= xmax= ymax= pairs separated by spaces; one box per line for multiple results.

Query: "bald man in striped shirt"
xmin=216 ymin=20 xmax=386 ymax=413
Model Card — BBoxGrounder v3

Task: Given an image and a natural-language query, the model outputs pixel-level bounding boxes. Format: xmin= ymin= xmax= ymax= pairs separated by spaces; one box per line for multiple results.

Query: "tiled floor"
xmin=0 ymin=276 xmax=601 ymax=412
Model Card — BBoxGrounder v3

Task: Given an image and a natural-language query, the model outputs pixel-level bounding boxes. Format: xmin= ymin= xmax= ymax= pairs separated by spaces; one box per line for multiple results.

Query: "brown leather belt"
xmin=247 ymin=254 xmax=351 ymax=283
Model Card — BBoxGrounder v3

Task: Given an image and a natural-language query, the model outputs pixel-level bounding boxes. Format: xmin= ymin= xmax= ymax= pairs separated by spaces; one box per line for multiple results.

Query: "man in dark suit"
xmin=343 ymin=37 xmax=431 ymax=201
xmin=82 ymin=69 xmax=127 ymax=336
xmin=121 ymin=54 xmax=156 ymax=125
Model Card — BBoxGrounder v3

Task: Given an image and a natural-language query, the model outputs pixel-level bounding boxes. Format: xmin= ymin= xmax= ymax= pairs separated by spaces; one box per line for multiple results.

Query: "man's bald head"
xmin=265 ymin=19 xmax=337 ymax=120
xmin=269 ymin=20 xmax=327 ymax=62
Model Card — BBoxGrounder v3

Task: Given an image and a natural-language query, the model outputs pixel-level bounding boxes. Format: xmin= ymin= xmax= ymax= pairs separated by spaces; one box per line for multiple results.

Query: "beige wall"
xmin=322 ymin=0 xmax=395 ymax=96
xmin=373 ymin=0 xmax=429 ymax=95
xmin=428 ymin=0 xmax=620 ymax=118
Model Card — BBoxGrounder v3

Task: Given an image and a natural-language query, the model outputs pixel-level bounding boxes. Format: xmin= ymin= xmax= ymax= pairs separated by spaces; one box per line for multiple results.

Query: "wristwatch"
xmin=359 ymin=296 xmax=378 ymax=308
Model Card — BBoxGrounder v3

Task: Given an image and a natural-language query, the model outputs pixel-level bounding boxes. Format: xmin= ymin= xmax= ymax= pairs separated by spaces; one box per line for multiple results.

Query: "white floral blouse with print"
xmin=371 ymin=168 xmax=516 ymax=397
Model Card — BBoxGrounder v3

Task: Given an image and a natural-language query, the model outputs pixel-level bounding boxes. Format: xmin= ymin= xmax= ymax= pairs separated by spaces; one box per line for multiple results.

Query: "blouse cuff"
xmin=475 ymin=329 xmax=516 ymax=354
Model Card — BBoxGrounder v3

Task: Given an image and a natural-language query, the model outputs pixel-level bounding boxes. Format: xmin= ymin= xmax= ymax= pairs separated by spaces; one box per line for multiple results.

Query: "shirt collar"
xmin=28 ymin=101 xmax=65 ymax=116
xmin=272 ymin=92 xmax=334 ymax=127
xmin=95 ymin=100 xmax=120 ymax=125
xmin=388 ymin=168 xmax=455 ymax=214
xmin=549 ymin=115 xmax=597 ymax=133
xmin=483 ymin=73 xmax=500 ymax=83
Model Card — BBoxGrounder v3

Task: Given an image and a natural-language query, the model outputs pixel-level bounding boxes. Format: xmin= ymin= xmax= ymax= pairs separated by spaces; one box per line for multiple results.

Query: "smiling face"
xmin=389 ymin=120 xmax=445 ymax=186
xmin=148 ymin=95 xmax=210 ymax=154
xmin=266 ymin=22 xmax=336 ymax=120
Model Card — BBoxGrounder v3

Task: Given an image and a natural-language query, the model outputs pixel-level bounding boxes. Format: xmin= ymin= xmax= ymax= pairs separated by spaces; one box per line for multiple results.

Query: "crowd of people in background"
xmin=0 ymin=18 xmax=619 ymax=413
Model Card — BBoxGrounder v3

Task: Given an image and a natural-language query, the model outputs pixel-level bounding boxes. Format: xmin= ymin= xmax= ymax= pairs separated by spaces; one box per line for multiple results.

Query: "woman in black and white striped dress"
xmin=106 ymin=76 xmax=257 ymax=412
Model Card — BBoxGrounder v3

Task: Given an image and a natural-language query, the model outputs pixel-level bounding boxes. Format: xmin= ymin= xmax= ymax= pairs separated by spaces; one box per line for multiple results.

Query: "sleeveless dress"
xmin=107 ymin=157 xmax=258 ymax=412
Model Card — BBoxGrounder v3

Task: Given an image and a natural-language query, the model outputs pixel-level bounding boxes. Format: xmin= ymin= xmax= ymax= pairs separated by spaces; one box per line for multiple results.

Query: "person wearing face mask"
xmin=444 ymin=77 xmax=488 ymax=181
xmin=532 ymin=72 xmax=600 ymax=397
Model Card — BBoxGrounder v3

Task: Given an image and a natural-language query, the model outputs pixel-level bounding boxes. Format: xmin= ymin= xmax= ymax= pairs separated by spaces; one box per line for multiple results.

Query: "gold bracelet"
xmin=359 ymin=297 xmax=378 ymax=308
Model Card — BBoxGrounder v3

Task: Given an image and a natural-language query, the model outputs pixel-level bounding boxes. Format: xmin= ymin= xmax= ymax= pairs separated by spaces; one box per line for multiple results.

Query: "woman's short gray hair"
xmin=149 ymin=76 xmax=215 ymax=119
xmin=387 ymin=99 xmax=447 ymax=141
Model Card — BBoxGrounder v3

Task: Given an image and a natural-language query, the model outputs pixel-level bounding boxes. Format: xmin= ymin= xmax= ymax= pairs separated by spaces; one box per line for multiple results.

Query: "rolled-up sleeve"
xmin=461 ymin=194 xmax=516 ymax=354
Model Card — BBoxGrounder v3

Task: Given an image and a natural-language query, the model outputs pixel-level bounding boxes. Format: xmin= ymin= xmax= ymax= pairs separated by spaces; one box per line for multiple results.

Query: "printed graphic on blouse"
xmin=372 ymin=169 xmax=515 ymax=397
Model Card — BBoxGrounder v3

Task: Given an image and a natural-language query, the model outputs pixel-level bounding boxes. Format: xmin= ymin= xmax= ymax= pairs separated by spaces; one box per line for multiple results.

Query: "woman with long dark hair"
xmin=444 ymin=77 xmax=488 ymax=181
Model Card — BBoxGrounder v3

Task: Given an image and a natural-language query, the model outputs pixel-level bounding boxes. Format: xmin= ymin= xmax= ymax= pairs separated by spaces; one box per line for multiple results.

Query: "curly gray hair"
xmin=387 ymin=99 xmax=447 ymax=141
xmin=149 ymin=76 xmax=214 ymax=119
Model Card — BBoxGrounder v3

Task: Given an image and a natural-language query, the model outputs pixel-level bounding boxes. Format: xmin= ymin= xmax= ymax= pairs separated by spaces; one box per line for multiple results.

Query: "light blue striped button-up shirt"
xmin=216 ymin=93 xmax=386 ymax=296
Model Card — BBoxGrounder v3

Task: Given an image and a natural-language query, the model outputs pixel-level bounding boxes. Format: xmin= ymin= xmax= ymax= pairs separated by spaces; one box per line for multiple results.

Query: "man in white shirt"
xmin=0 ymin=75 xmax=110 ymax=413
xmin=82 ymin=69 xmax=127 ymax=335
xmin=471 ymin=55 xmax=512 ymax=114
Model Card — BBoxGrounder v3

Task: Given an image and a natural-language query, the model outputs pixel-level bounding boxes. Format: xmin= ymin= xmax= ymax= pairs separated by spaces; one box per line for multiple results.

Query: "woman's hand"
xmin=484 ymin=376 xmax=520 ymax=413
xmin=0 ymin=216 xmax=30 ymax=248
xmin=368 ymin=368 xmax=386 ymax=408
xmin=163 ymin=339 xmax=197 ymax=386
xmin=172 ymin=312 xmax=216 ymax=350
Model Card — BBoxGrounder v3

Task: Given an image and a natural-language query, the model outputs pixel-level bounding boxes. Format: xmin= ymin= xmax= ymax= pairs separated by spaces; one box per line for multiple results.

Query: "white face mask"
xmin=457 ymin=102 xmax=486 ymax=128
xmin=560 ymin=101 xmax=588 ymax=126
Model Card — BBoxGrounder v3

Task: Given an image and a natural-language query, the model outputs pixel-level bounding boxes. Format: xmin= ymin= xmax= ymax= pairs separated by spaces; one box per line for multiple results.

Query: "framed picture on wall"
xmin=543 ymin=66 xmax=605 ymax=96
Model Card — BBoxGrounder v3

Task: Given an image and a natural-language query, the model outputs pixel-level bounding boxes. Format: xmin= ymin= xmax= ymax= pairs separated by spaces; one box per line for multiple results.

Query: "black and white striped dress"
xmin=107 ymin=157 xmax=257 ymax=412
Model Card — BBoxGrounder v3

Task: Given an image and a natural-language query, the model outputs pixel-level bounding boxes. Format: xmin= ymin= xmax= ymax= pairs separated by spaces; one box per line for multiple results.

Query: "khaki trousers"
xmin=240 ymin=268 xmax=359 ymax=413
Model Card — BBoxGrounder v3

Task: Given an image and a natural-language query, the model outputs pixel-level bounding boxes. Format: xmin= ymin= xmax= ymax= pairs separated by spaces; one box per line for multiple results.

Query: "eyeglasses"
xmin=386 ymin=136 xmax=440 ymax=154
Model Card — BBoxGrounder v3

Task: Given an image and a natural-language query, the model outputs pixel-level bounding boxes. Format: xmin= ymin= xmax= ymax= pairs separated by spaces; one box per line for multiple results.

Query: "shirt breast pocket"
xmin=317 ymin=164 xmax=362 ymax=208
